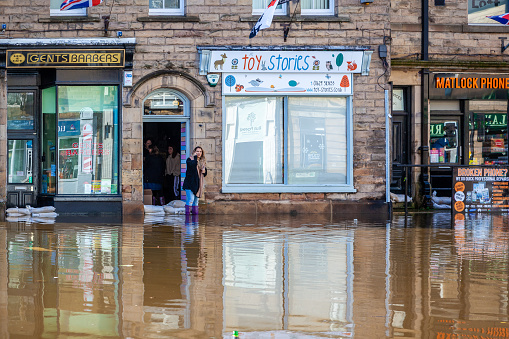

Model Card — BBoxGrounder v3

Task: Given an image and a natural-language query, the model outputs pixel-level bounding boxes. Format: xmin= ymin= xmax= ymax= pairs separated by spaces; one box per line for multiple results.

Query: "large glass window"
xmin=468 ymin=0 xmax=509 ymax=25
xmin=57 ymin=86 xmax=119 ymax=195
xmin=224 ymin=96 xmax=350 ymax=191
xmin=7 ymin=92 xmax=34 ymax=130
xmin=50 ymin=0 xmax=87 ymax=16
xmin=8 ymin=140 xmax=33 ymax=184
xmin=430 ymin=120 xmax=460 ymax=164
xmin=149 ymin=0 xmax=184 ymax=15
xmin=469 ymin=112 xmax=508 ymax=165
xmin=42 ymin=87 xmax=57 ymax=194
xmin=288 ymin=97 xmax=347 ymax=185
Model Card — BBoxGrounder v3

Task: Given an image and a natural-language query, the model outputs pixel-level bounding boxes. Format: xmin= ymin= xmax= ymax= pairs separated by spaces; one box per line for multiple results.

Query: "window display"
xmin=430 ymin=121 xmax=459 ymax=164
xmin=469 ymin=113 xmax=508 ymax=165
xmin=57 ymin=86 xmax=119 ymax=194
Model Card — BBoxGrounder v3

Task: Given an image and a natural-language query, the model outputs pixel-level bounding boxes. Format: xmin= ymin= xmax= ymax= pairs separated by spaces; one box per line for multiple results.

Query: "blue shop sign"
xmin=8 ymin=120 xmax=34 ymax=130
xmin=58 ymin=120 xmax=80 ymax=136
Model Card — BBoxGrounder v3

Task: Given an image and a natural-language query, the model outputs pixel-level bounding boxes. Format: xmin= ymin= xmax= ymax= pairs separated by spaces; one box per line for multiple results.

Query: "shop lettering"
xmin=241 ymin=54 xmax=310 ymax=71
xmin=27 ymin=52 xmax=121 ymax=64
xmin=457 ymin=168 xmax=508 ymax=177
xmin=436 ymin=77 xmax=509 ymax=89
xmin=240 ymin=126 xmax=262 ymax=132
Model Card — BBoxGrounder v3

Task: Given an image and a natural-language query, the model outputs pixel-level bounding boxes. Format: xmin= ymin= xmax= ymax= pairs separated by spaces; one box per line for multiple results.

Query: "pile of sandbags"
xmin=6 ymin=206 xmax=58 ymax=223
xmin=144 ymin=200 xmax=186 ymax=215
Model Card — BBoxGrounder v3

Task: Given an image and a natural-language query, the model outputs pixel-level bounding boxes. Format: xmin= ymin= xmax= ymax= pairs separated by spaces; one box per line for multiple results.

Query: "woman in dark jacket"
xmin=143 ymin=145 xmax=166 ymax=205
xmin=182 ymin=146 xmax=207 ymax=215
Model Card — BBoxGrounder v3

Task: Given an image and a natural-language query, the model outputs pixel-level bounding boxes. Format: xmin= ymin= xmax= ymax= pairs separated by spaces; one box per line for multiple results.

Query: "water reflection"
xmin=2 ymin=213 xmax=509 ymax=338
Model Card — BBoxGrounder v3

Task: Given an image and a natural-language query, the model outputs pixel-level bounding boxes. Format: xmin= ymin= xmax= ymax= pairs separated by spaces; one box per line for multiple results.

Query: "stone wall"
xmin=1 ymin=0 xmax=391 ymax=214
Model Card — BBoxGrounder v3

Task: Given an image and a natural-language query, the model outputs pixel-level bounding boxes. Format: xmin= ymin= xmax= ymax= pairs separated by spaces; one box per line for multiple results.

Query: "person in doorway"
xmin=143 ymin=138 xmax=153 ymax=162
xmin=165 ymin=145 xmax=181 ymax=202
xmin=143 ymin=145 xmax=166 ymax=205
xmin=183 ymin=146 xmax=207 ymax=215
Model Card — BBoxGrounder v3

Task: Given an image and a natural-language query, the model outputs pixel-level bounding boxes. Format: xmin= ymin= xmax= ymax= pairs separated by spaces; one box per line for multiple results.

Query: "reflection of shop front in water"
xmin=427 ymin=73 xmax=509 ymax=197
xmin=1 ymin=39 xmax=135 ymax=211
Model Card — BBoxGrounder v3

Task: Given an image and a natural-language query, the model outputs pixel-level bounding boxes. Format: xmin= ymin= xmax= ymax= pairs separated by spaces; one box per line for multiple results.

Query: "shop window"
xmin=57 ymin=86 xmax=119 ymax=195
xmin=430 ymin=121 xmax=459 ymax=164
xmin=143 ymin=89 xmax=188 ymax=116
xmin=469 ymin=113 xmax=508 ymax=165
xmin=149 ymin=0 xmax=184 ymax=16
xmin=252 ymin=0 xmax=287 ymax=15
xmin=7 ymin=92 xmax=35 ymax=130
xmin=224 ymin=96 xmax=351 ymax=192
xmin=8 ymin=140 xmax=33 ymax=184
xmin=301 ymin=0 xmax=334 ymax=15
xmin=50 ymin=0 xmax=87 ymax=16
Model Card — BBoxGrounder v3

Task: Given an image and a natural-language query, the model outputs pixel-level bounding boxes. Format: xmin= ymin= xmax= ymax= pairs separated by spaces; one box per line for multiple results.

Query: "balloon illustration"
xmin=225 ymin=75 xmax=236 ymax=92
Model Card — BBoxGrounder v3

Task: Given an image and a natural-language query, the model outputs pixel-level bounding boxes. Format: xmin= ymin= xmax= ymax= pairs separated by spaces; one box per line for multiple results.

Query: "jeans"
xmin=185 ymin=189 xmax=199 ymax=206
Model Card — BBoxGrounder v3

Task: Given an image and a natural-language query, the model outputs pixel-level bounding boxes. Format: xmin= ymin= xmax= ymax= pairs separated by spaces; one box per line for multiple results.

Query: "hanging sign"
xmin=222 ymin=73 xmax=352 ymax=95
xmin=209 ymin=50 xmax=364 ymax=73
xmin=452 ymin=166 xmax=509 ymax=220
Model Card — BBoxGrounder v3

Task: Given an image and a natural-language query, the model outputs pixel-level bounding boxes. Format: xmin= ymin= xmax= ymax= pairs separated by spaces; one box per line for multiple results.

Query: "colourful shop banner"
xmin=452 ymin=166 xmax=509 ymax=219
xmin=209 ymin=50 xmax=364 ymax=73
xmin=7 ymin=49 xmax=125 ymax=68
xmin=222 ymin=73 xmax=352 ymax=96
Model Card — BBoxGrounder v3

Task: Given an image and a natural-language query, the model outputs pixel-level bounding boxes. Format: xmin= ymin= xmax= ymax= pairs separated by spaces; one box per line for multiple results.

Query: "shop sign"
xmin=222 ymin=73 xmax=352 ymax=96
xmin=452 ymin=166 xmax=509 ymax=219
xmin=429 ymin=73 xmax=509 ymax=99
xmin=209 ymin=50 xmax=364 ymax=73
xmin=58 ymin=120 xmax=80 ymax=137
xmin=6 ymin=49 xmax=125 ymax=68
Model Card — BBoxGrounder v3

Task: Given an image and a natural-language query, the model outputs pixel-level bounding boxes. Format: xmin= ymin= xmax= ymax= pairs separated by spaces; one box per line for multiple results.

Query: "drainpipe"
xmin=422 ymin=0 xmax=428 ymax=61
xmin=421 ymin=0 xmax=431 ymax=206
xmin=385 ymin=89 xmax=391 ymax=204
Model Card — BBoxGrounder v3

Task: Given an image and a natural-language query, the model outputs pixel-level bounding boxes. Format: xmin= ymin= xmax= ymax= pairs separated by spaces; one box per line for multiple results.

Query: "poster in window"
xmin=303 ymin=134 xmax=325 ymax=169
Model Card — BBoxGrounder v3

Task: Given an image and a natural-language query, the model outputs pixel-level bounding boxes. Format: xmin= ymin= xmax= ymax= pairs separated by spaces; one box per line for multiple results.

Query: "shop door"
xmin=429 ymin=118 xmax=462 ymax=197
xmin=6 ymin=90 xmax=39 ymax=207
xmin=391 ymin=114 xmax=409 ymax=193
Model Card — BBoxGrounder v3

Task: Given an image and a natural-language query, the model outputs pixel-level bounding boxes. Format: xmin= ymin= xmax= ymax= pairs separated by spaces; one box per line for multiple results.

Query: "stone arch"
xmin=125 ymin=70 xmax=214 ymax=109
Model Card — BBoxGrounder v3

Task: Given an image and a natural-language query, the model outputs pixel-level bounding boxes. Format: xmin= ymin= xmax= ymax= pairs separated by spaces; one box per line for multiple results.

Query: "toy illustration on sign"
xmin=214 ymin=53 xmax=227 ymax=70
xmin=224 ymin=75 xmax=236 ymax=91
xmin=347 ymin=61 xmax=357 ymax=71
xmin=231 ymin=58 xmax=238 ymax=69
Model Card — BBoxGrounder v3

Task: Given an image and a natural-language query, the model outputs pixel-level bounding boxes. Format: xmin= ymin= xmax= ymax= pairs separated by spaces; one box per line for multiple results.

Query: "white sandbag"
xmin=6 ymin=212 xmax=27 ymax=217
xmin=390 ymin=192 xmax=412 ymax=203
xmin=163 ymin=205 xmax=176 ymax=214
xmin=175 ymin=208 xmax=186 ymax=215
xmin=432 ymin=191 xmax=451 ymax=205
xmin=30 ymin=206 xmax=56 ymax=213
xmin=6 ymin=216 xmax=32 ymax=223
xmin=32 ymin=212 xmax=58 ymax=218
xmin=169 ymin=200 xmax=186 ymax=208
xmin=6 ymin=207 xmax=31 ymax=215
xmin=144 ymin=205 xmax=165 ymax=214
xmin=32 ymin=217 xmax=56 ymax=224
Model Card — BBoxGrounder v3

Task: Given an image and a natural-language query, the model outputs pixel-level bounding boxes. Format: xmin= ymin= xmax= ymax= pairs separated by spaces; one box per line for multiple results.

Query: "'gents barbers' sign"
xmin=7 ymin=49 xmax=125 ymax=68
xmin=430 ymin=73 xmax=509 ymax=99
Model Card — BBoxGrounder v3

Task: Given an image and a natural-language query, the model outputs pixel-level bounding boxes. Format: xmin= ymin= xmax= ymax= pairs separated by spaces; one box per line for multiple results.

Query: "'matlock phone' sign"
xmin=7 ymin=49 xmax=125 ymax=68
xmin=429 ymin=73 xmax=509 ymax=100
xmin=452 ymin=167 xmax=509 ymax=219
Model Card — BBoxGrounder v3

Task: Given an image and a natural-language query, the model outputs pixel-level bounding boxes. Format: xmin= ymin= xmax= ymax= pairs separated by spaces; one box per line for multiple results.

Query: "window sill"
xmin=39 ymin=16 xmax=101 ymax=23
xmin=240 ymin=14 xmax=350 ymax=23
xmin=137 ymin=16 xmax=200 ymax=22
xmin=221 ymin=185 xmax=356 ymax=193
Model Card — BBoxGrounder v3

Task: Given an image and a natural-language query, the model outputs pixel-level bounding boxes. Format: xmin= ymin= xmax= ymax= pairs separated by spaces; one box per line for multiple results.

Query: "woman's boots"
xmin=185 ymin=205 xmax=199 ymax=215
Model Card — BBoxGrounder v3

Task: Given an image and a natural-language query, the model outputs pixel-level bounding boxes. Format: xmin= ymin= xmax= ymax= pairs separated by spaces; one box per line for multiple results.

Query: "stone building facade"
xmin=390 ymin=0 xmax=509 ymax=204
xmin=0 ymin=0 xmax=391 ymax=215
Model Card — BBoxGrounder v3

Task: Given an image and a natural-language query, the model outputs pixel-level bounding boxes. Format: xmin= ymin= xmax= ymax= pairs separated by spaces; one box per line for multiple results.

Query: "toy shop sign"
xmin=208 ymin=51 xmax=364 ymax=73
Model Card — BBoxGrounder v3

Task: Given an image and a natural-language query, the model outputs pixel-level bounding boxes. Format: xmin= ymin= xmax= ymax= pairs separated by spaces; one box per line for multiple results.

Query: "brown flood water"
xmin=1 ymin=212 xmax=509 ymax=338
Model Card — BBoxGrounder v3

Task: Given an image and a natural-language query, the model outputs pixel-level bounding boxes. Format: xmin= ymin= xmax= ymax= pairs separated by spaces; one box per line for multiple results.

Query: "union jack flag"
xmin=61 ymin=0 xmax=104 ymax=11
xmin=487 ymin=13 xmax=509 ymax=25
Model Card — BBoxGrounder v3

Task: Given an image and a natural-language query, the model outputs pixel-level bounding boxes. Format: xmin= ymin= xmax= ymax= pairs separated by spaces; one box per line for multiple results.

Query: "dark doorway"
xmin=143 ymin=122 xmax=182 ymax=203
xmin=391 ymin=88 xmax=411 ymax=195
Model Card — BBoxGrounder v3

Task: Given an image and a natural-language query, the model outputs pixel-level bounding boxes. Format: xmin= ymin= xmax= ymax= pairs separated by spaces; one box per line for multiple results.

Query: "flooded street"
xmin=1 ymin=213 xmax=509 ymax=338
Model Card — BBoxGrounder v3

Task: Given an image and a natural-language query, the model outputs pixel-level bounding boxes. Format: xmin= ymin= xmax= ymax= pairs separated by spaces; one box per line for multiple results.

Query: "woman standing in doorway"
xmin=165 ymin=145 xmax=181 ymax=202
xmin=183 ymin=146 xmax=207 ymax=215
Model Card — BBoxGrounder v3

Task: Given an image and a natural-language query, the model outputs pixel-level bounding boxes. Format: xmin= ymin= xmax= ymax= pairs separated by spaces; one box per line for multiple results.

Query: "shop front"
xmin=0 ymin=39 xmax=135 ymax=213
xmin=427 ymin=73 xmax=509 ymax=197
xmin=199 ymin=47 xmax=373 ymax=197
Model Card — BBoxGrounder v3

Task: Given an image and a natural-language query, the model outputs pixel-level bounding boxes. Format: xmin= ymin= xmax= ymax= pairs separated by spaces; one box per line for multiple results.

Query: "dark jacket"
xmin=144 ymin=153 xmax=165 ymax=186
xmin=183 ymin=155 xmax=207 ymax=194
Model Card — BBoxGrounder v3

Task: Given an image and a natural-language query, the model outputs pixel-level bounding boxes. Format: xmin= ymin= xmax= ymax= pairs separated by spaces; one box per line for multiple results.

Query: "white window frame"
xmin=252 ymin=0 xmax=287 ymax=16
xmin=149 ymin=0 xmax=185 ymax=16
xmin=221 ymin=94 xmax=355 ymax=193
xmin=300 ymin=0 xmax=334 ymax=16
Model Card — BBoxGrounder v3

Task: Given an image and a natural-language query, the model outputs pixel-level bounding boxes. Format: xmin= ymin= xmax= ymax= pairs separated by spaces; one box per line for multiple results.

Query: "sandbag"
xmin=6 ymin=212 xmax=27 ymax=217
xmin=30 ymin=206 xmax=56 ymax=213
xmin=169 ymin=200 xmax=186 ymax=208
xmin=144 ymin=205 xmax=164 ymax=214
xmin=32 ymin=212 xmax=58 ymax=218
xmin=6 ymin=207 xmax=31 ymax=215
xmin=163 ymin=205 xmax=176 ymax=214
